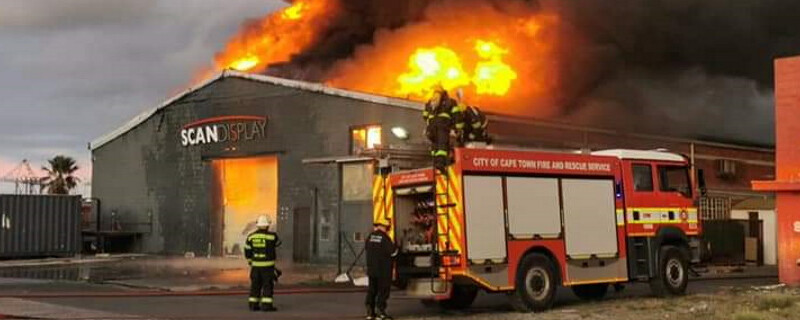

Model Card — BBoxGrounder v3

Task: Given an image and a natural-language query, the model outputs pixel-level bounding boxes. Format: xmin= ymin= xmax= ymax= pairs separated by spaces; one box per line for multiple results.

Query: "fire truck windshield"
xmin=658 ymin=165 xmax=692 ymax=198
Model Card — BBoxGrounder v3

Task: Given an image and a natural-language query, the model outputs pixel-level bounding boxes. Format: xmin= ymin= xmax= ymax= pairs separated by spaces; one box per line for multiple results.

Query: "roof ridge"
xmin=90 ymin=70 xmax=423 ymax=150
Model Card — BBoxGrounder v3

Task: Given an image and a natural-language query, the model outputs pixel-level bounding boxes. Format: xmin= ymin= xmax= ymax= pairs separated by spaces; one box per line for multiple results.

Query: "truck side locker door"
xmin=463 ymin=176 xmax=507 ymax=264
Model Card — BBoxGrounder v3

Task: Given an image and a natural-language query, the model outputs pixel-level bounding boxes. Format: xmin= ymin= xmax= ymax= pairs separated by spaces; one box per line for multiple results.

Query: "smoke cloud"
xmin=547 ymin=0 xmax=796 ymax=145
xmin=249 ymin=0 xmax=798 ymax=146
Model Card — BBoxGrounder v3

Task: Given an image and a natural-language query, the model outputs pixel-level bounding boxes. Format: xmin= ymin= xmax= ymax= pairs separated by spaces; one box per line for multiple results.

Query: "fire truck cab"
xmin=372 ymin=147 xmax=702 ymax=311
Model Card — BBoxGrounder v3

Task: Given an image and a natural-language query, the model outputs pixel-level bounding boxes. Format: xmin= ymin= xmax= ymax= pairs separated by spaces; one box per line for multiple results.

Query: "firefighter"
xmin=245 ymin=215 xmax=281 ymax=312
xmin=423 ymin=87 xmax=463 ymax=171
xmin=365 ymin=221 xmax=398 ymax=320
xmin=458 ymin=105 xmax=491 ymax=146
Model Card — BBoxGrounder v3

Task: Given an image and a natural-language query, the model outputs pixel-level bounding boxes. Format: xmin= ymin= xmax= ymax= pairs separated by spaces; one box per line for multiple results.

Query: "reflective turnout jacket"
xmin=245 ymin=229 xmax=280 ymax=267
xmin=423 ymin=94 xmax=462 ymax=128
xmin=464 ymin=106 xmax=488 ymax=136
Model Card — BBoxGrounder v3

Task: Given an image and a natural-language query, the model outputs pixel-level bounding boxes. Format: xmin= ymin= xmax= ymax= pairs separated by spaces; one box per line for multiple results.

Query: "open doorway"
xmin=212 ymin=156 xmax=278 ymax=256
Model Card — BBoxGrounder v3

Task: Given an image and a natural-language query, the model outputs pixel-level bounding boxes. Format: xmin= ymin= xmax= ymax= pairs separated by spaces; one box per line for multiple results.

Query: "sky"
xmin=0 ymin=0 xmax=284 ymax=194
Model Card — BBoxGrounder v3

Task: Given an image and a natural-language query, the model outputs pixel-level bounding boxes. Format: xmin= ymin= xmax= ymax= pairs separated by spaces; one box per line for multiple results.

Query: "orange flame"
xmin=281 ymin=1 xmax=306 ymax=20
xmin=472 ymin=40 xmax=517 ymax=95
xmin=205 ymin=1 xmax=561 ymax=117
xmin=397 ymin=47 xmax=471 ymax=97
xmin=229 ymin=55 xmax=260 ymax=72
xmin=394 ymin=40 xmax=517 ymax=98
xmin=212 ymin=0 xmax=334 ymax=74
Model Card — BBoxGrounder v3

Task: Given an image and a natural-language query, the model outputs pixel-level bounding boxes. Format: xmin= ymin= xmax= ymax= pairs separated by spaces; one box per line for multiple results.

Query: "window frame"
xmin=318 ymin=209 xmax=332 ymax=242
xmin=657 ymin=165 xmax=693 ymax=198
xmin=631 ymin=163 xmax=655 ymax=192
xmin=341 ymin=162 xmax=374 ymax=202
xmin=349 ymin=124 xmax=382 ymax=155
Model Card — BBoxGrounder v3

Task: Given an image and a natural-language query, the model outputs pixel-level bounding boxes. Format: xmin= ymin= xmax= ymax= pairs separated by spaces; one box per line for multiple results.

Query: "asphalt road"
xmin=4 ymin=277 xmax=780 ymax=320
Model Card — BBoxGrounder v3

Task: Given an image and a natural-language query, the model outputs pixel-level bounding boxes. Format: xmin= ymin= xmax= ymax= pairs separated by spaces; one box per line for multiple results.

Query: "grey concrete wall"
xmin=93 ymin=77 xmax=426 ymax=261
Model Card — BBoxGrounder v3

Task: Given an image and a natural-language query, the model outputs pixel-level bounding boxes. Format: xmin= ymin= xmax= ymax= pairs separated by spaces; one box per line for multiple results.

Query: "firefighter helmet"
xmin=256 ymin=215 xmax=271 ymax=228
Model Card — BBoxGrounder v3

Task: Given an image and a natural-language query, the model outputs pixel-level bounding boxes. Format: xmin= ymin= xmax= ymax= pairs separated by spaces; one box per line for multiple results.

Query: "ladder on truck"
xmin=431 ymin=165 xmax=458 ymax=294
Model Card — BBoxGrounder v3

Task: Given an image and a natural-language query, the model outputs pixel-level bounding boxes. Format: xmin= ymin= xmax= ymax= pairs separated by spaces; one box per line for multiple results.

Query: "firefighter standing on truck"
xmin=423 ymin=87 xmax=463 ymax=171
xmin=245 ymin=215 xmax=281 ymax=312
xmin=365 ymin=221 xmax=398 ymax=320
xmin=458 ymin=105 xmax=491 ymax=146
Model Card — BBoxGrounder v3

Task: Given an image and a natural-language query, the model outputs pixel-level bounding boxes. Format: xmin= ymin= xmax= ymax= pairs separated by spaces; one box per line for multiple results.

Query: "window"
xmin=319 ymin=209 xmax=332 ymax=241
xmin=659 ymin=165 xmax=692 ymax=198
xmin=342 ymin=162 xmax=374 ymax=201
xmin=351 ymin=125 xmax=382 ymax=154
xmin=632 ymin=164 xmax=654 ymax=191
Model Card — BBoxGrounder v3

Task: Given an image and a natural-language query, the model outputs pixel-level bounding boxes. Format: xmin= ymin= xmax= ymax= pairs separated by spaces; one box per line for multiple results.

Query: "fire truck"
xmin=372 ymin=147 xmax=703 ymax=311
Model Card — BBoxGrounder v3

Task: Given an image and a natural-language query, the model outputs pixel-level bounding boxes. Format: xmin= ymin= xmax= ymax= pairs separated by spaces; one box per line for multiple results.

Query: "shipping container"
xmin=0 ymin=195 xmax=81 ymax=258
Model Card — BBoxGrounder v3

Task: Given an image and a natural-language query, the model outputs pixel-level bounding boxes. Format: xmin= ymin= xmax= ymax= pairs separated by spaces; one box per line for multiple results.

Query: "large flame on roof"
xmin=214 ymin=0 xmax=334 ymax=74
xmin=394 ymin=41 xmax=517 ymax=98
xmin=205 ymin=0 xmax=560 ymax=116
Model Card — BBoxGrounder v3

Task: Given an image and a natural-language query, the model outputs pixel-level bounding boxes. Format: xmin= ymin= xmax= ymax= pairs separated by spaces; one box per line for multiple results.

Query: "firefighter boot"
xmin=376 ymin=310 xmax=393 ymax=320
xmin=365 ymin=305 xmax=376 ymax=320
xmin=260 ymin=303 xmax=277 ymax=312
xmin=248 ymin=302 xmax=259 ymax=312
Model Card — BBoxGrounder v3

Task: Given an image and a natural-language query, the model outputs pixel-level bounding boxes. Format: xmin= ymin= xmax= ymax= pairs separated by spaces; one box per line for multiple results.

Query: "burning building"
xmin=90 ymin=70 xmax=773 ymax=263
xmin=90 ymin=0 xmax=795 ymax=263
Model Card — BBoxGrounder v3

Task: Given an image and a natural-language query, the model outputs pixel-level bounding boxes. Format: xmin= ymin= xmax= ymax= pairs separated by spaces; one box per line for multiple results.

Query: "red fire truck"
xmin=372 ymin=147 xmax=703 ymax=311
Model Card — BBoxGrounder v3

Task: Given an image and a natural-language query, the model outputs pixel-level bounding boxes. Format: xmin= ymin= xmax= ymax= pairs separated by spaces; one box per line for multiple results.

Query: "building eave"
xmin=89 ymin=72 xmax=227 ymax=151
xmin=90 ymin=70 xmax=775 ymax=154
xmin=89 ymin=70 xmax=423 ymax=151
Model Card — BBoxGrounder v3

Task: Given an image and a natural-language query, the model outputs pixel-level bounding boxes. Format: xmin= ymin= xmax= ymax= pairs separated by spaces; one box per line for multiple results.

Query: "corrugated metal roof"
xmin=90 ymin=70 xmax=776 ymax=153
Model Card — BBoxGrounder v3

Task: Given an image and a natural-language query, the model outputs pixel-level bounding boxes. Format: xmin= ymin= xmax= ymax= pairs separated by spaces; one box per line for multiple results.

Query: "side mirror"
xmin=696 ymin=168 xmax=707 ymax=196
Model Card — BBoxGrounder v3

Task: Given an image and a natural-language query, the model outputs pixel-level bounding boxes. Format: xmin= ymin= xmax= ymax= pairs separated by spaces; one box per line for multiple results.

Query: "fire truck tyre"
xmin=571 ymin=284 xmax=608 ymax=300
xmin=439 ymin=284 xmax=479 ymax=310
xmin=510 ymin=253 xmax=557 ymax=312
xmin=649 ymin=245 xmax=689 ymax=296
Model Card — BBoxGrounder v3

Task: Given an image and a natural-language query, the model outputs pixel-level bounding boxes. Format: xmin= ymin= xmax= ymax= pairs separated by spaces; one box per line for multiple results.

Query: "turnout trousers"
xmin=249 ymin=266 xmax=275 ymax=306
xmin=428 ymin=117 xmax=451 ymax=171
xmin=365 ymin=276 xmax=392 ymax=312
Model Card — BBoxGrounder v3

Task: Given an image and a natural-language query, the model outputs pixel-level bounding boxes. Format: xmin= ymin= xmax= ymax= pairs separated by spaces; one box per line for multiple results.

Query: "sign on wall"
xmin=180 ymin=115 xmax=267 ymax=147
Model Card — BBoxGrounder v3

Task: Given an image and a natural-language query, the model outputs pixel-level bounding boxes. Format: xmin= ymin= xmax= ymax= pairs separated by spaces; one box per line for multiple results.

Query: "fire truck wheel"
xmin=510 ymin=253 xmax=557 ymax=312
xmin=571 ymin=284 xmax=608 ymax=300
xmin=439 ymin=284 xmax=479 ymax=310
xmin=649 ymin=245 xmax=689 ymax=296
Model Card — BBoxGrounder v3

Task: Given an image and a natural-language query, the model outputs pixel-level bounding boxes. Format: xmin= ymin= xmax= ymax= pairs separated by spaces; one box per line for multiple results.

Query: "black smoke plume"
xmin=263 ymin=0 xmax=800 ymax=145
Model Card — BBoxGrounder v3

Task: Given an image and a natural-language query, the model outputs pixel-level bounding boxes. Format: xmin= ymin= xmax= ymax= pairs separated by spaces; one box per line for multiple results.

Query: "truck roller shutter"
xmin=506 ymin=177 xmax=561 ymax=239
xmin=562 ymin=179 xmax=618 ymax=259
xmin=463 ymin=176 xmax=507 ymax=264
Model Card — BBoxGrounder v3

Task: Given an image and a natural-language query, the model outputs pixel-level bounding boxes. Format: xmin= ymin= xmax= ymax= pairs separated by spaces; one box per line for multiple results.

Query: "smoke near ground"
xmin=233 ymin=0 xmax=799 ymax=146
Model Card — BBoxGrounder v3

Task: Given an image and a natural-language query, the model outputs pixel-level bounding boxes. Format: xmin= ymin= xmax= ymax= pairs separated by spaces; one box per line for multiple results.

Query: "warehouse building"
xmin=90 ymin=70 xmax=775 ymax=264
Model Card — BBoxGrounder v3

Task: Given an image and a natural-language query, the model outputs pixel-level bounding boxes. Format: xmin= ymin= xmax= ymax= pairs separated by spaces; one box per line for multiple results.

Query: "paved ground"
xmin=0 ymin=277 xmax=781 ymax=320
xmin=0 ymin=255 xmax=355 ymax=291
xmin=0 ymin=257 xmax=782 ymax=319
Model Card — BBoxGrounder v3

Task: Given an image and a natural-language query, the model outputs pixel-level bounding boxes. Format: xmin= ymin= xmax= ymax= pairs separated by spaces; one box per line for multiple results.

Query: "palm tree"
xmin=41 ymin=155 xmax=80 ymax=195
